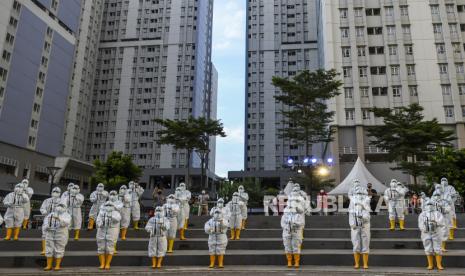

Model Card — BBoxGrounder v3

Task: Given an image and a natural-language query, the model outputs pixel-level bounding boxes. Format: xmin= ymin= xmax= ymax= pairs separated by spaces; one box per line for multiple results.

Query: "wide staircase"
xmin=0 ymin=214 xmax=464 ymax=268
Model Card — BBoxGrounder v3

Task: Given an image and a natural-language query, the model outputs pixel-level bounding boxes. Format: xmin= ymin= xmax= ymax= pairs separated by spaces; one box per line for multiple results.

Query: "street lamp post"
xmin=47 ymin=166 xmax=61 ymax=195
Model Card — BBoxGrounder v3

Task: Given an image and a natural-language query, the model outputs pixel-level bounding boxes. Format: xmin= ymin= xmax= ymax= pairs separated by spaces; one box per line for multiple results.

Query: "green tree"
xmin=368 ymin=104 xmax=455 ymax=185
xmin=90 ymin=151 xmax=142 ymax=190
xmin=272 ymin=69 xmax=342 ymax=156
xmin=155 ymin=117 xmax=226 ymax=188
xmin=426 ymin=147 xmax=465 ymax=195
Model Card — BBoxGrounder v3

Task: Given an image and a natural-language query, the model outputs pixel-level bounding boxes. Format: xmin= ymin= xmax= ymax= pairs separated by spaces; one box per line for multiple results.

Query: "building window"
xmin=405 ymin=45 xmax=413 ymax=55
xmin=388 ymin=45 xmax=398 ymax=55
xmin=456 ymin=63 xmax=464 ymax=74
xmin=341 ymin=28 xmax=349 ymax=38
xmin=345 ymin=109 xmax=355 ymax=120
xmin=439 ymin=64 xmax=448 ymax=74
xmin=356 ymin=27 xmax=364 ymax=37
xmin=458 ymin=84 xmax=465 ymax=95
xmin=372 ymin=87 xmax=388 ymax=96
xmin=431 ymin=5 xmax=440 ymax=15
xmin=391 ymin=66 xmax=400 ymax=76
xmin=436 ymin=44 xmax=446 ymax=54
xmin=444 ymin=106 xmax=454 ymax=118
xmin=359 ymin=67 xmax=368 ymax=77
xmin=367 ymin=27 xmax=383 ymax=35
xmin=407 ymin=65 xmax=416 ymax=76
xmin=433 ymin=24 xmax=443 ymax=34
xmin=387 ymin=25 xmax=396 ymax=35
xmin=343 ymin=67 xmax=352 ymax=78
xmin=344 ymin=87 xmax=353 ymax=98
xmin=360 ymin=87 xmax=369 ymax=97
xmin=385 ymin=6 xmax=394 ymax=17
xmin=342 ymin=47 xmax=351 ymax=58
xmin=409 ymin=86 xmax=418 ymax=96
xmin=442 ymin=85 xmax=452 ymax=95
xmin=362 ymin=109 xmax=371 ymax=120
xmin=392 ymin=86 xmax=402 ymax=97
xmin=354 ymin=8 xmax=363 ymax=17
xmin=400 ymin=6 xmax=409 ymax=16
xmin=357 ymin=46 xmax=366 ymax=57
xmin=340 ymin=8 xmax=348 ymax=19
xmin=370 ymin=66 xmax=386 ymax=75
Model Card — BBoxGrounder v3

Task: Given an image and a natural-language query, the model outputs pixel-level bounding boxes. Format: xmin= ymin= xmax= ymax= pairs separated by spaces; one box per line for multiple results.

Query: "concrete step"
xmin=0 ymin=249 xmax=464 ymax=268
xmin=2 ymin=237 xmax=464 ymax=251
xmin=16 ymin=228 xmax=465 ymax=239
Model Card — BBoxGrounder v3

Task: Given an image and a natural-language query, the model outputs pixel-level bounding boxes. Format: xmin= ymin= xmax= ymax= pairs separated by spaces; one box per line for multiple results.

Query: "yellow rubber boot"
xmin=230 ymin=229 xmax=235 ymax=240
xmin=209 ymin=255 xmax=216 ymax=268
xmin=389 ymin=220 xmax=395 ymax=231
xmin=104 ymin=254 xmax=113 ymax=270
xmin=399 ymin=220 xmax=405 ymax=231
xmin=121 ymin=228 xmax=127 ymax=240
xmin=44 ymin=257 xmax=53 ymax=271
xmin=449 ymin=229 xmax=455 ymax=240
xmin=98 ymin=254 xmax=105 ymax=269
xmin=13 ymin=227 xmax=20 ymax=240
xmin=151 ymin=257 xmax=157 ymax=269
xmin=426 ymin=255 xmax=434 ymax=270
xmin=22 ymin=219 xmax=29 ymax=230
xmin=180 ymin=229 xmax=186 ymax=240
xmin=74 ymin=230 xmax=80 ymax=241
xmin=436 ymin=255 xmax=444 ymax=270
xmin=133 ymin=221 xmax=139 ymax=230
xmin=167 ymin=239 xmax=174 ymax=253
xmin=353 ymin=253 xmax=360 ymax=269
xmin=4 ymin=228 xmax=12 ymax=240
xmin=41 ymin=239 xmax=46 ymax=255
xmin=293 ymin=254 xmax=300 ymax=268
xmin=88 ymin=218 xmax=95 ymax=230
xmin=235 ymin=229 xmax=241 ymax=240
xmin=362 ymin=253 xmax=369 ymax=269
xmin=184 ymin=219 xmax=188 ymax=230
xmin=218 ymin=255 xmax=224 ymax=268
xmin=286 ymin=253 xmax=293 ymax=268
xmin=156 ymin=257 xmax=163 ymax=268
xmin=54 ymin=257 xmax=63 ymax=271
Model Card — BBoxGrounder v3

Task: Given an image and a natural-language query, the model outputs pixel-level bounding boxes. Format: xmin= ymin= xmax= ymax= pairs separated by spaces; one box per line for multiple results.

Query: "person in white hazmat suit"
xmin=178 ymin=182 xmax=191 ymax=229
xmin=281 ymin=204 xmax=305 ymax=268
xmin=210 ymin=198 xmax=230 ymax=219
xmin=175 ymin=187 xmax=187 ymax=240
xmin=349 ymin=187 xmax=371 ymax=269
xmin=205 ymin=209 xmax=229 ymax=269
xmin=107 ymin=190 xmax=122 ymax=254
xmin=40 ymin=187 xmax=63 ymax=255
xmin=88 ymin=183 xmax=109 ymax=230
xmin=384 ymin=179 xmax=408 ymax=231
xmin=62 ymin=184 xmax=84 ymax=240
xmin=96 ymin=201 xmax=121 ymax=270
xmin=42 ymin=202 xmax=71 ymax=271
xmin=61 ymin=183 xmax=74 ymax=200
xmin=3 ymin=183 xmax=29 ymax=240
xmin=118 ymin=185 xmax=131 ymax=240
xmin=348 ymin=179 xmax=363 ymax=200
xmin=146 ymin=206 xmax=170 ymax=268
xmin=21 ymin=179 xmax=34 ymax=229
xmin=127 ymin=181 xmax=144 ymax=230
xmin=419 ymin=199 xmax=446 ymax=270
xmin=226 ymin=192 xmax=244 ymax=240
xmin=431 ymin=189 xmax=451 ymax=252
xmin=237 ymin=185 xmax=249 ymax=229
xmin=163 ymin=194 xmax=180 ymax=253
xmin=441 ymin=178 xmax=458 ymax=239
xmin=288 ymin=187 xmax=306 ymax=241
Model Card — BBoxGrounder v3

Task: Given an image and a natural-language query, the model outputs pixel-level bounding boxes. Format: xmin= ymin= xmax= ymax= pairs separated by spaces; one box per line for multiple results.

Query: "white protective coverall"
xmin=4 ymin=184 xmax=29 ymax=229
xmin=226 ymin=193 xmax=244 ymax=230
xmin=205 ymin=211 xmax=229 ymax=255
xmin=21 ymin=179 xmax=34 ymax=228
xmin=163 ymin=195 xmax=180 ymax=240
xmin=431 ymin=190 xmax=451 ymax=246
xmin=127 ymin=181 xmax=144 ymax=224
xmin=441 ymin=178 xmax=458 ymax=238
xmin=281 ymin=206 xmax=305 ymax=254
xmin=349 ymin=188 xmax=371 ymax=269
xmin=40 ymin=187 xmax=63 ymax=253
xmin=89 ymin=183 xmax=109 ymax=221
xmin=118 ymin=185 xmax=131 ymax=229
xmin=384 ymin=180 xmax=408 ymax=229
xmin=146 ymin=207 xmax=170 ymax=258
xmin=175 ymin=188 xmax=187 ymax=230
xmin=419 ymin=199 xmax=446 ymax=270
xmin=237 ymin=186 xmax=249 ymax=222
xmin=178 ymin=183 xmax=191 ymax=226
xmin=96 ymin=203 xmax=122 ymax=255
xmin=62 ymin=185 xmax=84 ymax=231
xmin=43 ymin=204 xmax=71 ymax=259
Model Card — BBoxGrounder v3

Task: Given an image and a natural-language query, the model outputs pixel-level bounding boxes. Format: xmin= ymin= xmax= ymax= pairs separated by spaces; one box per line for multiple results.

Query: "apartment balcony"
xmin=365 ymin=146 xmax=388 ymax=154
xmin=339 ymin=146 xmax=357 ymax=155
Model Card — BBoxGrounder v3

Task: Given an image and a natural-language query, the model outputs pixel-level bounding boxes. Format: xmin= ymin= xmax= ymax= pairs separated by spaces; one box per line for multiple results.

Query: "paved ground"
xmin=0 ymin=266 xmax=464 ymax=276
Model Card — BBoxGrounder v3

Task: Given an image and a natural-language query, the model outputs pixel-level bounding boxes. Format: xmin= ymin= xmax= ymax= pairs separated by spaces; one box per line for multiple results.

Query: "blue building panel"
xmin=36 ymin=33 xmax=75 ymax=156
xmin=57 ymin=0 xmax=82 ymax=33
xmin=36 ymin=0 xmax=51 ymax=9
xmin=0 ymin=9 xmax=46 ymax=148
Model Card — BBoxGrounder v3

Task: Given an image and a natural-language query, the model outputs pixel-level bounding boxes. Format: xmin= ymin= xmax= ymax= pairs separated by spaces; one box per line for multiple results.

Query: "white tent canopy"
xmin=329 ymin=157 xmax=388 ymax=195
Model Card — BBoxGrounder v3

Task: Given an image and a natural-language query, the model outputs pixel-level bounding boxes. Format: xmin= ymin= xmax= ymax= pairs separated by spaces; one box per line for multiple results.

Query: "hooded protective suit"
xmin=4 ymin=183 xmax=29 ymax=228
xmin=348 ymin=179 xmax=363 ymax=200
xmin=118 ymin=185 xmax=131 ymax=229
xmin=384 ymin=179 xmax=408 ymax=221
xmin=349 ymin=187 xmax=371 ymax=269
xmin=40 ymin=187 xmax=63 ymax=251
xmin=281 ymin=206 xmax=304 ymax=255
xmin=210 ymin=198 xmax=230 ymax=220
xmin=293 ymin=183 xmax=310 ymax=215
xmin=419 ymin=199 xmax=446 ymax=270
xmin=127 ymin=181 xmax=144 ymax=223
xmin=205 ymin=210 xmax=229 ymax=255
xmin=431 ymin=190 xmax=451 ymax=244
xmin=441 ymin=178 xmax=458 ymax=237
xmin=163 ymin=195 xmax=180 ymax=240
xmin=96 ymin=202 xmax=122 ymax=255
xmin=89 ymin=183 xmax=109 ymax=220
xmin=43 ymin=203 xmax=71 ymax=259
xmin=226 ymin=193 xmax=244 ymax=230
xmin=21 ymin=179 xmax=33 ymax=227
xmin=146 ymin=207 xmax=170 ymax=258
xmin=62 ymin=185 xmax=84 ymax=231
xmin=108 ymin=190 xmax=123 ymax=212
xmin=237 ymin=186 xmax=249 ymax=220
xmin=178 ymin=183 xmax=191 ymax=226
xmin=175 ymin=188 xmax=187 ymax=230
xmin=61 ymin=183 xmax=74 ymax=202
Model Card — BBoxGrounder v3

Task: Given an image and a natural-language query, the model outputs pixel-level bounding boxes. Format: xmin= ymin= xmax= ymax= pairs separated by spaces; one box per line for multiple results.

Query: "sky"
xmin=211 ymin=0 xmax=246 ymax=177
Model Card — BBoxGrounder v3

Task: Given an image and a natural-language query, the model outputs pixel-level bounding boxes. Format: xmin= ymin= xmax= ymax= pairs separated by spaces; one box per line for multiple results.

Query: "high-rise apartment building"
xmin=235 ymin=0 xmax=322 ymax=186
xmin=323 ymin=0 xmax=465 ymax=183
xmin=86 ymin=0 xmax=216 ymax=189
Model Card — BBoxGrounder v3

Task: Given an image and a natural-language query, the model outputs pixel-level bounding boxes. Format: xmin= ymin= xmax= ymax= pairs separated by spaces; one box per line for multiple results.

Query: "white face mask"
xmin=14 ymin=187 xmax=22 ymax=193
xmin=213 ymin=213 xmax=221 ymax=220
xmin=55 ymin=206 xmax=65 ymax=214
xmin=109 ymin=195 xmax=117 ymax=202
xmin=52 ymin=192 xmax=60 ymax=198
